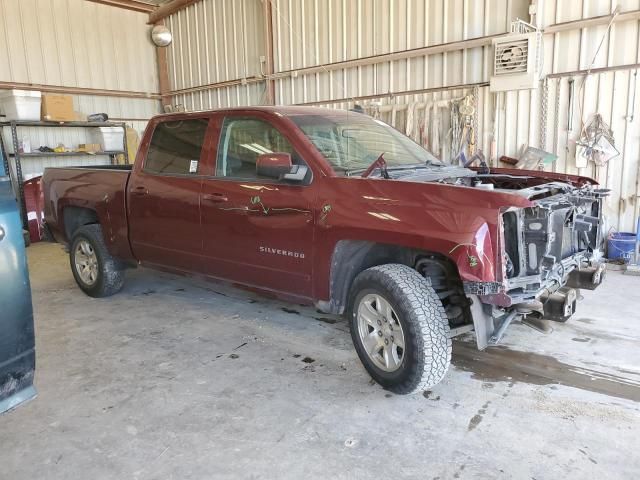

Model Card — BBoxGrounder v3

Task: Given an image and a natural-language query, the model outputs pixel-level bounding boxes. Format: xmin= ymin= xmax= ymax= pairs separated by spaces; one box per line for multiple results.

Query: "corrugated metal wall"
xmin=0 ymin=0 xmax=161 ymax=178
xmin=166 ymin=0 xmax=267 ymax=109
xmin=0 ymin=0 xmax=158 ymax=93
xmin=164 ymin=0 xmax=640 ymax=231
xmin=269 ymin=0 xmax=526 ymax=103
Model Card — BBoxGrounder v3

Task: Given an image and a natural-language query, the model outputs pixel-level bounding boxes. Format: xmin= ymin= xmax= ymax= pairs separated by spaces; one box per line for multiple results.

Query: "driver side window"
xmin=216 ymin=117 xmax=303 ymax=180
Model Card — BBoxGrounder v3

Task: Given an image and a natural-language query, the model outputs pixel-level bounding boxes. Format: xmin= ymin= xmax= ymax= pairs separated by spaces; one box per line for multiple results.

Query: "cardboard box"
xmin=41 ymin=94 xmax=75 ymax=121
xmin=77 ymin=143 xmax=101 ymax=153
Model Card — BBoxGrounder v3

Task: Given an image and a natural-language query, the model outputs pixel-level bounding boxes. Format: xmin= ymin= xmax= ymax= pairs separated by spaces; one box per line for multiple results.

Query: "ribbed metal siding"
xmin=0 ymin=0 xmax=158 ymax=93
xmin=166 ymin=0 xmax=267 ymax=110
xmin=270 ymin=0 xmax=527 ymax=104
xmin=0 ymin=0 xmax=161 ymax=178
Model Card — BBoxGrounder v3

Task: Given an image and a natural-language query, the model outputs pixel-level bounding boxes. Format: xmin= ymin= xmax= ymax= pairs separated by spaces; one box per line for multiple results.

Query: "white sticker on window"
xmin=189 ymin=160 xmax=199 ymax=173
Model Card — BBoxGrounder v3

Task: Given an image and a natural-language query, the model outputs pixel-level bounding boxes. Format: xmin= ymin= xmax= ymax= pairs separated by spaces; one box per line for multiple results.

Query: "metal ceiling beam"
xmin=544 ymin=9 xmax=640 ymax=34
xmin=0 ymin=81 xmax=160 ymax=100
xmin=85 ymin=0 xmax=156 ymax=13
xmin=148 ymin=0 xmax=202 ymax=24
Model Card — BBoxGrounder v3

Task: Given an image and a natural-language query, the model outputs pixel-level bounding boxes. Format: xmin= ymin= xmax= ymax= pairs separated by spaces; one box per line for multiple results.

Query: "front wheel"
xmin=69 ymin=224 xmax=124 ymax=298
xmin=348 ymin=264 xmax=451 ymax=394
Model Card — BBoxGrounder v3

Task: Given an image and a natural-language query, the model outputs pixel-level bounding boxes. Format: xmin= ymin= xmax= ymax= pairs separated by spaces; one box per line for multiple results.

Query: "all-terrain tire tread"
xmin=349 ymin=264 xmax=452 ymax=394
xmin=70 ymin=224 xmax=124 ymax=298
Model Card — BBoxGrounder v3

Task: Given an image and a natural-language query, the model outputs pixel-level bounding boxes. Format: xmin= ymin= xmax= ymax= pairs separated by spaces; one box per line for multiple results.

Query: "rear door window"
xmin=144 ymin=119 xmax=209 ymax=175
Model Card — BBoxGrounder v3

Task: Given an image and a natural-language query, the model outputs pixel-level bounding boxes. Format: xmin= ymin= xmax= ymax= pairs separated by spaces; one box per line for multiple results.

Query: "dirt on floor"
xmin=1 ymin=243 xmax=639 ymax=479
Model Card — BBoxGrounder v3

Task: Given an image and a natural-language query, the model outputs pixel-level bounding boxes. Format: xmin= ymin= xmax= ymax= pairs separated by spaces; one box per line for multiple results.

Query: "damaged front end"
xmin=467 ymin=182 xmax=609 ymax=349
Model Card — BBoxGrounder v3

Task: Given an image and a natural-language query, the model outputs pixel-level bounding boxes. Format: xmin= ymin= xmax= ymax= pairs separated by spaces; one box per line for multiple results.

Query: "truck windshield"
xmin=290 ymin=112 xmax=442 ymax=174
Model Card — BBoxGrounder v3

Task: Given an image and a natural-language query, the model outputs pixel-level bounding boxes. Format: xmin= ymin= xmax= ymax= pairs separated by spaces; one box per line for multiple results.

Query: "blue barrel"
xmin=608 ymin=232 xmax=637 ymax=262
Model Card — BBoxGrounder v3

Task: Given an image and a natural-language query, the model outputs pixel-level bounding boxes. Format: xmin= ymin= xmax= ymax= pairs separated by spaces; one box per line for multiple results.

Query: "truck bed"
xmin=42 ymin=166 xmax=134 ymax=261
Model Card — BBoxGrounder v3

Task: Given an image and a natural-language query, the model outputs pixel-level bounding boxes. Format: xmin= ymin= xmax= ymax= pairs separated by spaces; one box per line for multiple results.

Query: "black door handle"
xmin=202 ymin=192 xmax=228 ymax=203
xmin=130 ymin=186 xmax=148 ymax=196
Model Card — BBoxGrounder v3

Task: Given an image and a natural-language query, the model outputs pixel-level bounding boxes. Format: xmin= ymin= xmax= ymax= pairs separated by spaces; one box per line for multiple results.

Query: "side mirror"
xmin=256 ymin=153 xmax=293 ymax=179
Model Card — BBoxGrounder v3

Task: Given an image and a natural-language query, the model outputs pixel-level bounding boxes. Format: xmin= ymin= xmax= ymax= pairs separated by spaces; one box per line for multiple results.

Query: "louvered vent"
xmin=495 ymin=39 xmax=529 ymax=75
xmin=490 ymin=31 xmax=542 ymax=92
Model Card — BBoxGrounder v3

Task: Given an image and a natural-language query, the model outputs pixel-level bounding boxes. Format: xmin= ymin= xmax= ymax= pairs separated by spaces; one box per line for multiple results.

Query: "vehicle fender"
xmin=315 ymin=223 xmax=497 ymax=314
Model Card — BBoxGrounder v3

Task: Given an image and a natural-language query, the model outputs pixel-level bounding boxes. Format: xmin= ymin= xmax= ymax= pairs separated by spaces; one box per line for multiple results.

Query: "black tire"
xmin=69 ymin=224 xmax=124 ymax=298
xmin=347 ymin=264 xmax=451 ymax=394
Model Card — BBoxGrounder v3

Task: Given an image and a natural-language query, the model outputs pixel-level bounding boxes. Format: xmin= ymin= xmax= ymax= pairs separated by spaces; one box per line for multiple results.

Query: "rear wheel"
xmin=348 ymin=264 xmax=451 ymax=394
xmin=69 ymin=224 xmax=124 ymax=298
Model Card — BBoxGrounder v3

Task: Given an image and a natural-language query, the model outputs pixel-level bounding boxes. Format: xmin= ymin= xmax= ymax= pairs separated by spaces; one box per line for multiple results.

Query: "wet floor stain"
xmin=281 ymin=307 xmax=300 ymax=315
xmin=452 ymin=341 xmax=640 ymax=402
xmin=579 ymin=448 xmax=598 ymax=464
xmin=467 ymin=401 xmax=491 ymax=431
xmin=453 ymin=464 xmax=466 ymax=478
xmin=423 ymin=391 xmax=440 ymax=401
xmin=135 ymin=289 xmax=156 ymax=296
xmin=576 ymin=318 xmax=596 ymax=324
xmin=314 ymin=316 xmax=337 ymax=324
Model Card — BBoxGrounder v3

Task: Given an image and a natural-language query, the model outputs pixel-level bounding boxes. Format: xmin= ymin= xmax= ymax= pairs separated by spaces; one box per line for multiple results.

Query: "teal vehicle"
xmin=0 ymin=146 xmax=36 ymax=414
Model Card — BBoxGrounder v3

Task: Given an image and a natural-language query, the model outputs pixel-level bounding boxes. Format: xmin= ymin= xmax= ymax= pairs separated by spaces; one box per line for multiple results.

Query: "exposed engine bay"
xmin=394 ymin=165 xmax=608 ymax=349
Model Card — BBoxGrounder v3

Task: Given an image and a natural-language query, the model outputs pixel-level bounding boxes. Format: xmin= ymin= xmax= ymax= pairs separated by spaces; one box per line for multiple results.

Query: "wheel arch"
xmin=63 ymin=206 xmax=99 ymax=242
xmin=317 ymin=239 xmax=464 ymax=315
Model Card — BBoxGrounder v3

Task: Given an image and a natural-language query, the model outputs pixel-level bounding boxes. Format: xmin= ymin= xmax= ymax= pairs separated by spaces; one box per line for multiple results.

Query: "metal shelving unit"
xmin=0 ymin=120 xmax=129 ymax=228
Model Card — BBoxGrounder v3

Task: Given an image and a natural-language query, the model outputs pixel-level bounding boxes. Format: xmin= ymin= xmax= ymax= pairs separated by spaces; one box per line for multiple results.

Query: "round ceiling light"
xmin=151 ymin=25 xmax=172 ymax=47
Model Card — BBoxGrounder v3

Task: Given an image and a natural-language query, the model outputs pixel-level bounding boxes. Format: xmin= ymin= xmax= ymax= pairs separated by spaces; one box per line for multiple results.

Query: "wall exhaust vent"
xmin=490 ymin=21 xmax=542 ymax=92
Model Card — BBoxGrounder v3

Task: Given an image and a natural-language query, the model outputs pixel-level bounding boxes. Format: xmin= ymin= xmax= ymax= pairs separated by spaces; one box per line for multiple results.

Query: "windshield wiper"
xmin=361 ymin=153 xmax=389 ymax=178
xmin=346 ymin=155 xmax=442 ymax=177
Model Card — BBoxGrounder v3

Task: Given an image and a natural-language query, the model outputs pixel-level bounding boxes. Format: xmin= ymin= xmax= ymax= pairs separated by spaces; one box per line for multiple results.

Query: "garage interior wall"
xmin=0 ymin=0 xmax=161 ymax=178
xmin=156 ymin=0 xmax=638 ymax=232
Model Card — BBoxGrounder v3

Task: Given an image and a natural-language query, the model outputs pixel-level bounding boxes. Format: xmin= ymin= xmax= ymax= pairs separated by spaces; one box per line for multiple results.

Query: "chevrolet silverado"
xmin=42 ymin=107 xmax=607 ymax=393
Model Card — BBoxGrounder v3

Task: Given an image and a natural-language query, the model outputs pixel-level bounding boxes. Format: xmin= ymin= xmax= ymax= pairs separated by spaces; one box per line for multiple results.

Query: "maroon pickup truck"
xmin=43 ymin=106 xmax=607 ymax=394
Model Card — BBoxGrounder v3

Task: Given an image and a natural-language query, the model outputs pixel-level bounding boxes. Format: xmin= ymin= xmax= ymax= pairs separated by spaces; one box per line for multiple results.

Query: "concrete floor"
xmin=1 ymin=243 xmax=640 ymax=479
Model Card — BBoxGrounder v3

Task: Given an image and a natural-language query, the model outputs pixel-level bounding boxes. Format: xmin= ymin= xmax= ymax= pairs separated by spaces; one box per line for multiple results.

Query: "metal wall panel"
xmin=0 ymin=0 xmax=158 ymax=93
xmin=165 ymin=0 xmax=266 ymax=109
xmin=270 ymin=0 xmax=527 ymax=105
xmin=0 ymin=0 xmax=161 ymax=178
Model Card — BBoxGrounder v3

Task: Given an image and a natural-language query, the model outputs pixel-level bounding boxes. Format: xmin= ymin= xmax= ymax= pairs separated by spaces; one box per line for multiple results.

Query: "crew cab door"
xmin=128 ymin=116 xmax=211 ymax=272
xmin=199 ymin=113 xmax=315 ymax=298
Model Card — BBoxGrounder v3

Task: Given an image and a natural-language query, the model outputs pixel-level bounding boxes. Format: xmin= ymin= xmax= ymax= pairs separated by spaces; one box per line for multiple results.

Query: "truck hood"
xmin=388 ymin=165 xmax=603 ymax=205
